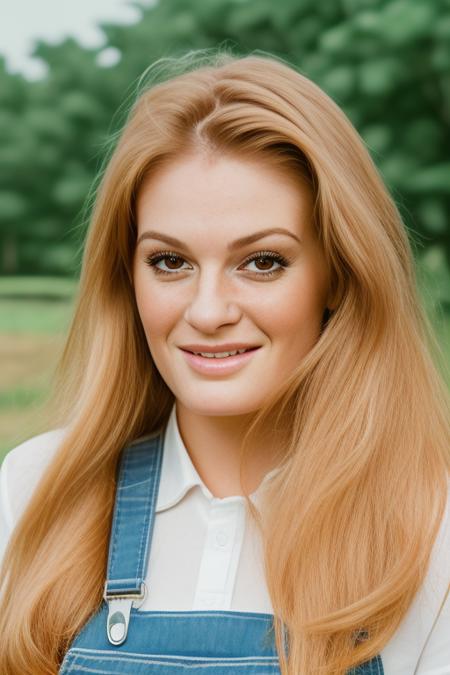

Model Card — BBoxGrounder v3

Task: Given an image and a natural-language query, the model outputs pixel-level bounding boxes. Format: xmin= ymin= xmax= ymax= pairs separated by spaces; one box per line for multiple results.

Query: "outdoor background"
xmin=1 ymin=0 xmax=450 ymax=460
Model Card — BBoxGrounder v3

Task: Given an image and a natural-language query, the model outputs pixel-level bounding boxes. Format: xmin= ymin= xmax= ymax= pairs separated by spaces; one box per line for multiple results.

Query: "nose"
xmin=183 ymin=267 xmax=242 ymax=331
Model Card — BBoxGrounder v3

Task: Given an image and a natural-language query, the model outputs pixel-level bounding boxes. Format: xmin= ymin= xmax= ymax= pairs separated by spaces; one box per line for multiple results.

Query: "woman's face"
xmin=133 ymin=152 xmax=332 ymax=417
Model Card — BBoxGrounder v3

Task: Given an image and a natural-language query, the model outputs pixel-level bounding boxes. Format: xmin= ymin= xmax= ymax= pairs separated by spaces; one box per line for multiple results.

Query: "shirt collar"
xmin=156 ymin=402 xmax=280 ymax=513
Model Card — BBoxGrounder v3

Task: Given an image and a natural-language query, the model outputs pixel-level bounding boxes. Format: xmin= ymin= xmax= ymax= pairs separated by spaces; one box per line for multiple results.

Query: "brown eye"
xmin=254 ymin=256 xmax=275 ymax=271
xmin=164 ymin=255 xmax=183 ymax=270
xmin=145 ymin=249 xmax=291 ymax=278
xmin=243 ymin=251 xmax=289 ymax=277
xmin=144 ymin=251 xmax=189 ymax=275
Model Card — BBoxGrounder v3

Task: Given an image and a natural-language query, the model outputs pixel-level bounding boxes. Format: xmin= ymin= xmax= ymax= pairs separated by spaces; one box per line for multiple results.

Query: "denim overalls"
xmin=59 ymin=428 xmax=384 ymax=674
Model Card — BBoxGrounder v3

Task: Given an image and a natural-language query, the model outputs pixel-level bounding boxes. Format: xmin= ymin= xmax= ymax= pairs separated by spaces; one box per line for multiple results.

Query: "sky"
xmin=0 ymin=0 xmax=156 ymax=80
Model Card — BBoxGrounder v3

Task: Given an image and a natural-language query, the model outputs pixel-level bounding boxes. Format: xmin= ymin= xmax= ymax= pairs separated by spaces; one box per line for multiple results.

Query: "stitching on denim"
xmin=108 ymin=432 xmax=164 ymax=594
xmin=117 ymin=478 xmax=152 ymax=491
xmin=59 ymin=653 xmax=69 ymax=672
xmin=145 ymin=433 xmax=164 ymax=571
xmin=58 ymin=652 xmax=72 ymax=674
xmin=61 ymin=666 xmax=278 ymax=674
xmin=376 ymin=653 xmax=384 ymax=675
xmin=118 ymin=496 xmax=151 ymax=502
xmin=131 ymin=611 xmax=275 ymax=622
xmin=135 ymin=446 xmax=155 ymax=578
xmin=70 ymin=648 xmax=279 ymax=663
xmin=136 ymin=433 xmax=163 ymax=582
xmin=67 ymin=652 xmax=279 ymax=669
xmin=62 ymin=667 xmax=110 ymax=674
xmin=65 ymin=653 xmax=77 ymax=674
xmin=107 ymin=446 xmax=131 ymax=581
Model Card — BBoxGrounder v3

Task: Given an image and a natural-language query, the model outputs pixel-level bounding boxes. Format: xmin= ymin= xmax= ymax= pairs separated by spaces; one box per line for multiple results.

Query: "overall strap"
xmin=103 ymin=429 xmax=165 ymax=646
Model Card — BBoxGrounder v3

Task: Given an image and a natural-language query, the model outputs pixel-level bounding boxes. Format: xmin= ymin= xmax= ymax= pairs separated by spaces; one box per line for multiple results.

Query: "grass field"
xmin=0 ymin=277 xmax=76 ymax=460
xmin=1 ymin=256 xmax=449 ymax=463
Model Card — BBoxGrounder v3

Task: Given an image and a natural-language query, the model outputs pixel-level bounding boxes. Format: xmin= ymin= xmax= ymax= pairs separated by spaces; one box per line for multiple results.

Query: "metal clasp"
xmin=103 ymin=581 xmax=147 ymax=646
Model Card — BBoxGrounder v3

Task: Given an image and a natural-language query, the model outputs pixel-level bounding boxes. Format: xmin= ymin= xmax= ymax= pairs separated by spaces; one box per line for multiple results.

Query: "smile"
xmin=179 ymin=346 xmax=261 ymax=375
xmin=189 ymin=348 xmax=250 ymax=358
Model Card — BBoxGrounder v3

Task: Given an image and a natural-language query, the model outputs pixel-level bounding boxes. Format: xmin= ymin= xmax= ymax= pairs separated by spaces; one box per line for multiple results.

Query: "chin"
xmin=177 ymin=392 xmax=262 ymax=417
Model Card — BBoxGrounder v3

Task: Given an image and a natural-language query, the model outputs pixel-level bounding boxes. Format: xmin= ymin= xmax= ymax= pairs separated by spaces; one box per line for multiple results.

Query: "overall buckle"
xmin=103 ymin=581 xmax=147 ymax=646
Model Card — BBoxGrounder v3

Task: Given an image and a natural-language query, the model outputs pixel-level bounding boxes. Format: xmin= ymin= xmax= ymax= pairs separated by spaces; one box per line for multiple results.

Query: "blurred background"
xmin=1 ymin=0 xmax=449 ymax=460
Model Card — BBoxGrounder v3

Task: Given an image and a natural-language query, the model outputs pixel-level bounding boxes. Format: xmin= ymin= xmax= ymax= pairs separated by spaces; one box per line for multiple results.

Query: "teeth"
xmin=193 ymin=348 xmax=249 ymax=358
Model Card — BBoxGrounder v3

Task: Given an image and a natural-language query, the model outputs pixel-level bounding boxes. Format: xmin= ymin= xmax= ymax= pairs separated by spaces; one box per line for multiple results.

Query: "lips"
xmin=180 ymin=343 xmax=261 ymax=354
xmin=184 ymin=347 xmax=257 ymax=355
xmin=180 ymin=345 xmax=261 ymax=375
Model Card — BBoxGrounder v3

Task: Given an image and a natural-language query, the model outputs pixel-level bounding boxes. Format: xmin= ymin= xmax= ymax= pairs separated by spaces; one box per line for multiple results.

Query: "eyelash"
xmin=144 ymin=249 xmax=291 ymax=278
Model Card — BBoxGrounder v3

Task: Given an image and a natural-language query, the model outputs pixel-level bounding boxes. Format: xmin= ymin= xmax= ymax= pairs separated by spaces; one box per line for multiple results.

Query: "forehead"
xmin=135 ymin=153 xmax=315 ymax=243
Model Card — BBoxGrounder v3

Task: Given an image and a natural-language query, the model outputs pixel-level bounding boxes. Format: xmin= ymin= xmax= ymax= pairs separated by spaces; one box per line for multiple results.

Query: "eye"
xmin=145 ymin=251 xmax=188 ymax=275
xmin=241 ymin=251 xmax=290 ymax=277
xmin=144 ymin=249 xmax=291 ymax=278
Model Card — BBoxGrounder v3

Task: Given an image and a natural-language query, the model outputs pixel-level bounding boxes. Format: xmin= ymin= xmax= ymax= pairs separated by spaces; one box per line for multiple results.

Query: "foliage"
xmin=0 ymin=0 xmax=449 ymax=281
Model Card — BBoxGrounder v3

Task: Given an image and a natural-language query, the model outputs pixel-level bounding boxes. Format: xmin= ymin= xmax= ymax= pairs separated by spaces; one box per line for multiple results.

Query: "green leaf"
xmin=408 ymin=164 xmax=450 ymax=193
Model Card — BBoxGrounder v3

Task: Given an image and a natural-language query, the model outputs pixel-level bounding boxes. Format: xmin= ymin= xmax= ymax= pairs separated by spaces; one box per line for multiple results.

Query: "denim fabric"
xmin=59 ymin=430 xmax=384 ymax=674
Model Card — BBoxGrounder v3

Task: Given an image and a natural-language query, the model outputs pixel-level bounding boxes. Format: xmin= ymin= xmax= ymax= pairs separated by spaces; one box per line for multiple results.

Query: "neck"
xmin=175 ymin=400 xmax=288 ymax=498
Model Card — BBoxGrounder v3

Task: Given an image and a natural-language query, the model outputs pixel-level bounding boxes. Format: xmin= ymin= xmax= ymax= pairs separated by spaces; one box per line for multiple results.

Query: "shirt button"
xmin=215 ymin=530 xmax=228 ymax=547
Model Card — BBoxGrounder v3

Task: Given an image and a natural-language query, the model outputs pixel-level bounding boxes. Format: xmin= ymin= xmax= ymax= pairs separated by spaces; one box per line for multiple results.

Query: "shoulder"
xmin=420 ymin=477 xmax=450 ymax=627
xmin=0 ymin=428 xmax=67 ymax=532
xmin=380 ymin=477 xmax=450 ymax=673
xmin=420 ymin=479 xmax=450 ymax=615
xmin=429 ymin=477 xmax=450 ymax=591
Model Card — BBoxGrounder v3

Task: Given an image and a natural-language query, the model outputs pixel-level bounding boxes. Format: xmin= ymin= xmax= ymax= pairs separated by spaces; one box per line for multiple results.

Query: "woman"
xmin=0 ymin=49 xmax=449 ymax=675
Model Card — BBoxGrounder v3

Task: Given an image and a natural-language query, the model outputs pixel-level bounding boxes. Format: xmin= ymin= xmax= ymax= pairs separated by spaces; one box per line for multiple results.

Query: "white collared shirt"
xmin=1 ymin=402 xmax=449 ymax=674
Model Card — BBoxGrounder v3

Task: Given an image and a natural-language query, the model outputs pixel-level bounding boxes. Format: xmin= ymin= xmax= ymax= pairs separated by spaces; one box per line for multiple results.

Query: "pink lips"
xmin=180 ymin=346 xmax=261 ymax=375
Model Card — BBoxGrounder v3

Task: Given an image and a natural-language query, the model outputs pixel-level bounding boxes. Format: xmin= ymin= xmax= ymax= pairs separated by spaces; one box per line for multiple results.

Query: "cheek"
xmin=133 ymin=270 xmax=173 ymax=339
xmin=273 ymin=296 xmax=320 ymax=341
xmin=269 ymin=270 xmax=328 ymax=346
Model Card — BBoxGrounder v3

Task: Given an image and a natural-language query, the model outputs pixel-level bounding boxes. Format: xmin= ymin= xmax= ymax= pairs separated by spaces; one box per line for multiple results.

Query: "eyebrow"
xmin=136 ymin=227 xmax=302 ymax=250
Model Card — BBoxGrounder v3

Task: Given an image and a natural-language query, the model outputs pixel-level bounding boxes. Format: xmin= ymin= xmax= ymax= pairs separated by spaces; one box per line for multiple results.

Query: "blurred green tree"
xmin=0 ymin=0 xmax=448 ymax=299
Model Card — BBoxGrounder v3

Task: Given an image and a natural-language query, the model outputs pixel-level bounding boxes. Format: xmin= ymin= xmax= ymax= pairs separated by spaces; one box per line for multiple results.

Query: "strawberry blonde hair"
xmin=1 ymin=48 xmax=449 ymax=674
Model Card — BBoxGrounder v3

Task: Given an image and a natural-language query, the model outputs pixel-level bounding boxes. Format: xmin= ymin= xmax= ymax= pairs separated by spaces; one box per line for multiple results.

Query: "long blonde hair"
xmin=1 ymin=48 xmax=449 ymax=675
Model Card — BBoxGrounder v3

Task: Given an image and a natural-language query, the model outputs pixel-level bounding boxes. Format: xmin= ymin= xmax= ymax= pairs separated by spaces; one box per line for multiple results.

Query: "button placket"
xmin=192 ymin=499 xmax=246 ymax=611
xmin=215 ymin=529 xmax=228 ymax=547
